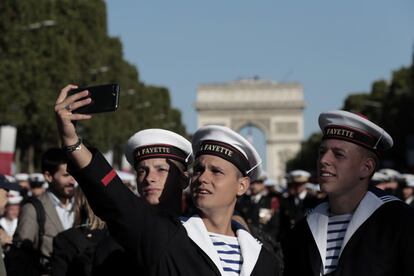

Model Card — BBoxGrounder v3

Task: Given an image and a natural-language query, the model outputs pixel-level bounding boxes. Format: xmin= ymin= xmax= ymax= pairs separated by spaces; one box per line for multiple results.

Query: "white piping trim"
xmin=373 ymin=129 xmax=384 ymax=150
xmin=246 ymin=160 xmax=262 ymax=175
xmin=185 ymin=152 xmax=192 ymax=163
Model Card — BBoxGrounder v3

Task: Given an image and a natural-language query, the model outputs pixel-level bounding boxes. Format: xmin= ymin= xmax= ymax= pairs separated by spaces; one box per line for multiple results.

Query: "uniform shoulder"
xmin=368 ymin=186 xmax=401 ymax=203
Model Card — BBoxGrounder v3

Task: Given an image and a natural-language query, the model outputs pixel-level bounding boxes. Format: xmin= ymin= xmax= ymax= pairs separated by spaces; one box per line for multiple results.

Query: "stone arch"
xmin=232 ymin=120 xmax=269 ymax=137
xmin=195 ymin=78 xmax=305 ymax=183
xmin=238 ymin=122 xmax=268 ymax=170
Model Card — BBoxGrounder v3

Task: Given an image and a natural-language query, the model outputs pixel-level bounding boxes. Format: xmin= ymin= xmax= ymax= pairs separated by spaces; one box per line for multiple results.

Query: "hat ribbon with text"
xmin=134 ymin=144 xmax=188 ymax=165
xmin=196 ymin=140 xmax=250 ymax=176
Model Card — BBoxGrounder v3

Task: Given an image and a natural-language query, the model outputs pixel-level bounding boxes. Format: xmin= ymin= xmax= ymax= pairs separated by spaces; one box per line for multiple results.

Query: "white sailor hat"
xmin=371 ymin=172 xmax=388 ymax=183
xmin=192 ymin=125 xmax=262 ymax=181
xmin=15 ymin=173 xmax=29 ymax=182
xmin=378 ymin=168 xmax=401 ymax=181
xmin=264 ymin=178 xmax=277 ymax=187
xmin=318 ymin=110 xmax=393 ymax=155
xmin=305 ymin=183 xmax=320 ymax=192
xmin=7 ymin=190 xmax=23 ymax=205
xmin=402 ymin=174 xmax=414 ymax=188
xmin=406 ymin=180 xmax=414 ymax=188
xmin=288 ymin=170 xmax=311 ymax=183
xmin=29 ymin=173 xmax=46 ymax=188
xmin=0 ymin=175 xmax=20 ymax=191
xmin=125 ymin=129 xmax=193 ymax=167
xmin=4 ymin=175 xmax=16 ymax=183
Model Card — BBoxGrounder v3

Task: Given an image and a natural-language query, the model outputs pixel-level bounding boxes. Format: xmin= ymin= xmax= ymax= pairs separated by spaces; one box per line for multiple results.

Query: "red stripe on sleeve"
xmin=101 ymin=169 xmax=116 ymax=186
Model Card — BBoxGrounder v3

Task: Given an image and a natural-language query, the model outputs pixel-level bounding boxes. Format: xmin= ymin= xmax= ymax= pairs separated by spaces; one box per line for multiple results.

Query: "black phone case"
xmin=68 ymin=83 xmax=120 ymax=114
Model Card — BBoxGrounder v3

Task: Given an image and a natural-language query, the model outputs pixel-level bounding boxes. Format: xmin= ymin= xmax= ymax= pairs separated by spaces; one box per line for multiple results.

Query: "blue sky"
xmin=105 ymin=0 xmax=414 ymax=141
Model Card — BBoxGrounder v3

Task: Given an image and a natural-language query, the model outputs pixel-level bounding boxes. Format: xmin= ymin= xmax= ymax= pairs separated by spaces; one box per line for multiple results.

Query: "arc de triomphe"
xmin=195 ymin=79 xmax=305 ymax=182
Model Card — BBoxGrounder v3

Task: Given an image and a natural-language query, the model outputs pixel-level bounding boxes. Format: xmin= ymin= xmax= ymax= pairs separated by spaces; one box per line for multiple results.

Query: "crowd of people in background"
xmin=0 ymin=86 xmax=413 ymax=276
xmin=2 ymin=157 xmax=414 ymax=275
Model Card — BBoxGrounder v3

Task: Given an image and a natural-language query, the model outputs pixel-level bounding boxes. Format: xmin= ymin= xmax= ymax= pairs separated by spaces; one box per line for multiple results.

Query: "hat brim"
xmin=0 ymin=182 xmax=21 ymax=191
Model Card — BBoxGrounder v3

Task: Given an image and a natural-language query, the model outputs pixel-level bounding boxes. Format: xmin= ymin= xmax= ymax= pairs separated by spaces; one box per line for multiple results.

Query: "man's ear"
xmin=237 ymin=177 xmax=250 ymax=196
xmin=361 ymin=157 xmax=376 ymax=180
xmin=44 ymin=171 xmax=53 ymax=183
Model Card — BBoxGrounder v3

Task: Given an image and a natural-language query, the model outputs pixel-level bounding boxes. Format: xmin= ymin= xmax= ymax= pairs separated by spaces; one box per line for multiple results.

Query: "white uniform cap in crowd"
xmin=29 ymin=173 xmax=45 ymax=182
xmin=378 ymin=168 xmax=401 ymax=181
xmin=0 ymin=175 xmax=20 ymax=191
xmin=15 ymin=173 xmax=29 ymax=182
xmin=406 ymin=180 xmax=414 ymax=188
xmin=371 ymin=172 xmax=388 ymax=182
xmin=29 ymin=173 xmax=46 ymax=188
xmin=305 ymin=183 xmax=320 ymax=192
xmin=319 ymin=110 xmax=393 ymax=155
xmin=288 ymin=170 xmax=311 ymax=183
xmin=264 ymin=178 xmax=276 ymax=187
xmin=125 ymin=128 xmax=193 ymax=167
xmin=7 ymin=190 xmax=23 ymax=205
xmin=402 ymin=173 xmax=414 ymax=181
xmin=192 ymin=125 xmax=262 ymax=181
xmin=402 ymin=174 xmax=414 ymax=188
xmin=4 ymin=175 xmax=16 ymax=183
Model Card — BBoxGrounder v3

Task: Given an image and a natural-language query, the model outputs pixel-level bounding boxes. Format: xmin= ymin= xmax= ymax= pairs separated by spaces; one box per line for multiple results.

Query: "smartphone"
xmin=68 ymin=83 xmax=120 ymax=114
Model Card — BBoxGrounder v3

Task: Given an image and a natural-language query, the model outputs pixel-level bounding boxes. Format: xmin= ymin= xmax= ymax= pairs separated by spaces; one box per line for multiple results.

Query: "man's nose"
xmin=318 ymin=151 xmax=331 ymax=166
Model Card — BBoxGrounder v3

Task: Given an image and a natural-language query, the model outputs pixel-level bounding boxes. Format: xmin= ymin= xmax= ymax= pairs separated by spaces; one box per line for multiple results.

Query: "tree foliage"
xmin=0 ymin=0 xmax=187 ymax=171
xmin=342 ymin=61 xmax=414 ymax=170
xmin=289 ymin=50 xmax=414 ymax=172
xmin=286 ymin=133 xmax=322 ymax=175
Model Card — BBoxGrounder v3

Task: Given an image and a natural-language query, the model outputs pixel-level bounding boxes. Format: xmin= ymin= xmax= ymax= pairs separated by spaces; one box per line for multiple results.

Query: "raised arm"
xmin=53 ymin=85 xmax=179 ymax=265
xmin=54 ymin=84 xmax=93 ymax=168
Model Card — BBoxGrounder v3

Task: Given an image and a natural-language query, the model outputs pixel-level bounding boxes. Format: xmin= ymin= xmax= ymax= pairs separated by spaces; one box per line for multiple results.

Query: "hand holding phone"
xmin=68 ymin=83 xmax=120 ymax=114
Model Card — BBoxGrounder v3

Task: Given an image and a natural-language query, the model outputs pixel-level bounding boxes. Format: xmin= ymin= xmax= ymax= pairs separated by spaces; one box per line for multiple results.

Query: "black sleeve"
xmin=399 ymin=205 xmax=414 ymax=276
xmin=282 ymin=219 xmax=319 ymax=276
xmin=68 ymin=148 xmax=181 ymax=266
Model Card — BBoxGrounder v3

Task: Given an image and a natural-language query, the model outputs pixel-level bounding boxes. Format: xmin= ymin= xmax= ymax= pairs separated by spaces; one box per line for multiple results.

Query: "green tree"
xmin=286 ymin=133 xmax=322 ymax=174
xmin=0 ymin=0 xmax=187 ymax=171
xmin=341 ymin=63 xmax=414 ymax=170
xmin=288 ymin=48 xmax=414 ymax=172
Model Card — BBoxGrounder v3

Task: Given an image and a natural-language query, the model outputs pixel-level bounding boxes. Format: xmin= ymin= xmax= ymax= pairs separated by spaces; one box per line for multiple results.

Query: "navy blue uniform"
xmin=70 ymin=149 xmax=282 ymax=276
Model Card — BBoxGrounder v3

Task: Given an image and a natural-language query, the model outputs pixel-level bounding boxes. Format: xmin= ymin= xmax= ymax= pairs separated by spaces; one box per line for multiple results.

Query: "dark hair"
xmin=41 ymin=148 xmax=69 ymax=175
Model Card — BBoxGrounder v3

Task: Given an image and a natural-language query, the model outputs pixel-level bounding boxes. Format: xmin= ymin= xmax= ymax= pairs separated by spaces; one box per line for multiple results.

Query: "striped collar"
xmin=180 ymin=215 xmax=262 ymax=276
xmin=306 ymin=186 xmax=400 ymax=275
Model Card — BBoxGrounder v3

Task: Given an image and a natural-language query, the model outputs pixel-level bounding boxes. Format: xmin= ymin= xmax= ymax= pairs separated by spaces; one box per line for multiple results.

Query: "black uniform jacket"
xmin=52 ymin=227 xmax=107 ymax=276
xmin=70 ymin=149 xmax=281 ymax=276
xmin=278 ymin=191 xmax=320 ymax=241
xmin=52 ymin=226 xmax=135 ymax=276
xmin=237 ymin=192 xmax=280 ymax=231
xmin=283 ymin=186 xmax=414 ymax=276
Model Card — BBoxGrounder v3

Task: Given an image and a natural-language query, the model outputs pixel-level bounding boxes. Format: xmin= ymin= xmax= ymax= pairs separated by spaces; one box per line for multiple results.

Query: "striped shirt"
xmin=209 ymin=232 xmax=243 ymax=275
xmin=324 ymin=213 xmax=352 ymax=275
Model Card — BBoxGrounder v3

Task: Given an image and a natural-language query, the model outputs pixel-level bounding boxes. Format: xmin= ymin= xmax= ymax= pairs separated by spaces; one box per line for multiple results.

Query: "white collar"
xmin=306 ymin=187 xmax=400 ymax=273
xmin=251 ymin=190 xmax=268 ymax=202
xmin=0 ymin=217 xmax=18 ymax=236
xmin=405 ymin=196 xmax=414 ymax=205
xmin=181 ymin=215 xmax=262 ymax=276
xmin=298 ymin=190 xmax=307 ymax=200
xmin=47 ymin=191 xmax=74 ymax=211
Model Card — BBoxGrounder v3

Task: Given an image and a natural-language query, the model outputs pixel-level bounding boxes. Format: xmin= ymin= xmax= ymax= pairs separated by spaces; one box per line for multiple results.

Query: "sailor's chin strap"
xmin=157 ymin=159 xmax=189 ymax=217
